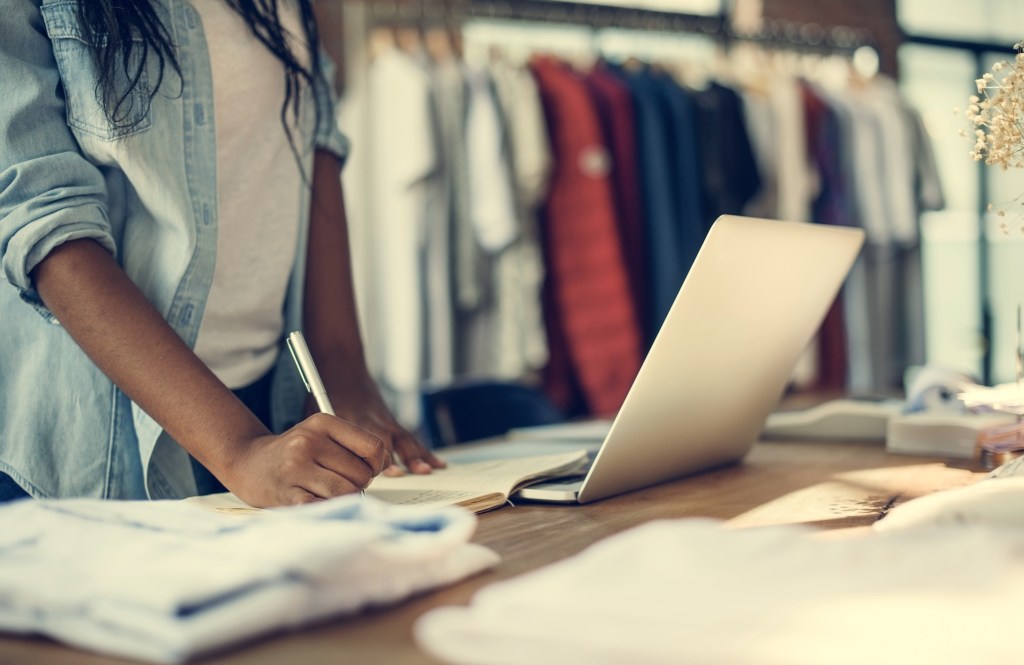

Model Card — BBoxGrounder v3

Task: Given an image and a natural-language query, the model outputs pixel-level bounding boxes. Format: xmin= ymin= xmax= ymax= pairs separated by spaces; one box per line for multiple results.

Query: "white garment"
xmin=763 ymin=75 xmax=819 ymax=387
xmin=769 ymin=75 xmax=817 ymax=223
xmin=417 ymin=517 xmax=1024 ymax=665
xmin=835 ymin=91 xmax=890 ymax=245
xmin=433 ymin=59 xmax=484 ymax=315
xmin=488 ymin=60 xmax=552 ymax=379
xmin=336 ymin=15 xmax=376 ymax=380
xmin=840 ymin=78 xmax=927 ymax=389
xmin=842 ymin=255 xmax=875 ymax=392
xmin=856 ymin=76 xmax=918 ymax=246
xmin=465 ymin=68 xmax=518 ymax=254
xmin=367 ymin=46 xmax=437 ymax=425
xmin=457 ymin=65 xmax=529 ymax=375
xmin=739 ymin=90 xmax=778 ymax=219
xmin=191 ymin=0 xmax=309 ymax=388
xmin=907 ymin=105 xmax=945 ymax=214
xmin=823 ymin=90 xmax=882 ymax=392
xmin=0 ymin=496 xmax=497 ymax=664
xmin=489 ymin=61 xmax=551 ymax=211
xmin=421 ymin=56 xmax=463 ymax=385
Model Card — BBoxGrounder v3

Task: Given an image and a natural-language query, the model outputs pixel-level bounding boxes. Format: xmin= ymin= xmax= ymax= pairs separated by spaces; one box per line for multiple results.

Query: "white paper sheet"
xmin=418 ymin=514 xmax=1024 ymax=665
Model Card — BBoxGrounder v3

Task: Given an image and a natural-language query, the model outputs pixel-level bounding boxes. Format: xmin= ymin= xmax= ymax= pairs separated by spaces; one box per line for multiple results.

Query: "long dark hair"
xmin=76 ymin=0 xmax=323 ymax=150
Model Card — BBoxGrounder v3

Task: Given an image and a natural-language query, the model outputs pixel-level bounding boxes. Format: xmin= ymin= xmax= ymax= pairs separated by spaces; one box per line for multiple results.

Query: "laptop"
xmin=446 ymin=215 xmax=865 ymax=504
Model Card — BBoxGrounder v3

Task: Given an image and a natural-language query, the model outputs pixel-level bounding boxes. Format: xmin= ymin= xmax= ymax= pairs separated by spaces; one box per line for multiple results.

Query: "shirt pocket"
xmin=40 ymin=2 xmax=154 ymax=141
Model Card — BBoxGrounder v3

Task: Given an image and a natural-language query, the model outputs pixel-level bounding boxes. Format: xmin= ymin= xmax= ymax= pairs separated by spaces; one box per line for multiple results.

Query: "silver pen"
xmin=286 ymin=331 xmax=366 ymax=497
xmin=286 ymin=330 xmax=336 ymax=416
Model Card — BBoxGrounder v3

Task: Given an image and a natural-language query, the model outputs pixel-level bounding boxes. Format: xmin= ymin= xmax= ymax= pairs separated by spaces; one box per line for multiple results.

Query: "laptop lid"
xmin=551 ymin=215 xmax=865 ymax=503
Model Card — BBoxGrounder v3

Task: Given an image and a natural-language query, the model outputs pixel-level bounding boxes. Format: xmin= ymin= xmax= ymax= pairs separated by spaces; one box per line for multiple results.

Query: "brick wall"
xmin=318 ymin=1 xmax=906 ymax=83
xmin=761 ymin=0 xmax=903 ymax=78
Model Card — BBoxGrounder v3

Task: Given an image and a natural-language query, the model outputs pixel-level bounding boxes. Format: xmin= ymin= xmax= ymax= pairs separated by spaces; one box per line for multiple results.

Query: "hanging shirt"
xmin=367 ymin=45 xmax=437 ymax=425
xmin=651 ymin=70 xmax=705 ymax=286
xmin=433 ymin=58 xmax=484 ymax=316
xmin=530 ymin=57 xmax=642 ymax=417
xmin=693 ymin=82 xmax=762 ymax=232
xmin=857 ymin=76 xmax=919 ymax=246
xmin=826 ymin=88 xmax=888 ymax=392
xmin=801 ymin=82 xmax=850 ymax=390
xmin=466 ymin=68 xmax=519 ymax=254
xmin=740 ymin=88 xmax=779 ymax=219
xmin=770 ymin=74 xmax=818 ymax=223
xmin=488 ymin=58 xmax=552 ymax=379
xmin=583 ymin=66 xmax=648 ymax=341
xmin=457 ymin=67 xmax=519 ymax=376
xmin=607 ymin=64 xmax=686 ymax=340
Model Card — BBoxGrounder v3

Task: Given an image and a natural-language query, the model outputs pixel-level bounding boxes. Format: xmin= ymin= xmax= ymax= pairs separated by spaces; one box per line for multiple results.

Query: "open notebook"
xmin=366 ymin=450 xmax=588 ymax=512
xmin=187 ymin=450 xmax=589 ymax=515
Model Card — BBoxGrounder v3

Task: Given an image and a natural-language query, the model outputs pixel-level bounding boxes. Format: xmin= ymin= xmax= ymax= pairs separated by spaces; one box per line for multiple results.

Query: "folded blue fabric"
xmin=0 ymin=495 xmax=498 ymax=663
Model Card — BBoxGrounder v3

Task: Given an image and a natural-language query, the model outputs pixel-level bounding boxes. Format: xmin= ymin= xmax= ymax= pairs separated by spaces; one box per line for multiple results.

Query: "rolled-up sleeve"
xmin=313 ymin=45 xmax=351 ymax=166
xmin=0 ymin=1 xmax=114 ymax=319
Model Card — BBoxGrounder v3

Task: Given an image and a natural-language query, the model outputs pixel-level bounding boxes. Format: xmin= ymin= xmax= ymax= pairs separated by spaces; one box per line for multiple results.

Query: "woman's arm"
xmin=32 ymin=239 xmax=388 ymax=505
xmin=304 ymin=149 xmax=445 ymax=475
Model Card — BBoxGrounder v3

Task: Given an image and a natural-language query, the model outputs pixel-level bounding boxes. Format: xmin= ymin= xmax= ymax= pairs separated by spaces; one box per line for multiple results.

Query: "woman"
xmin=0 ymin=0 xmax=444 ymax=505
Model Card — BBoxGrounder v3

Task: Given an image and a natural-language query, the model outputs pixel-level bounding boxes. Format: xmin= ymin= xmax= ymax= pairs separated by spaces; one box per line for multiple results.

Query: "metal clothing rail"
xmin=367 ymin=0 xmax=876 ymax=53
xmin=460 ymin=0 xmax=724 ymax=35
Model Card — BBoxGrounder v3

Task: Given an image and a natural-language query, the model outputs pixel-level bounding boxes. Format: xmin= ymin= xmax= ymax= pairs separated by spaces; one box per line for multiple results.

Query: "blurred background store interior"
xmin=314 ymin=0 xmax=1024 ymax=432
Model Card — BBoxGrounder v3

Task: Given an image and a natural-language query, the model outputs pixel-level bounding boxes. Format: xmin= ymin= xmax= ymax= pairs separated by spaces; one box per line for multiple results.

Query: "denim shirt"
xmin=0 ymin=0 xmax=349 ymax=499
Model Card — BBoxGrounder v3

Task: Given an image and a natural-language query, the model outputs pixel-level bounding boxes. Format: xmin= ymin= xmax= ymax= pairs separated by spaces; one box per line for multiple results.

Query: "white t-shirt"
xmin=190 ymin=0 xmax=311 ymax=388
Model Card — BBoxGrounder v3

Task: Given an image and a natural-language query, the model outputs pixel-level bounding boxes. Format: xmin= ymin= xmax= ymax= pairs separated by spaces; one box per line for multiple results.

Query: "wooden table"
xmin=0 ymin=439 xmax=983 ymax=665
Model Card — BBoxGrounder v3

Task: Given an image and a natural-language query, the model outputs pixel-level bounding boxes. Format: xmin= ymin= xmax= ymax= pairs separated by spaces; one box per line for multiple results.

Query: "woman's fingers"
xmin=301 ymin=413 xmax=391 ymax=476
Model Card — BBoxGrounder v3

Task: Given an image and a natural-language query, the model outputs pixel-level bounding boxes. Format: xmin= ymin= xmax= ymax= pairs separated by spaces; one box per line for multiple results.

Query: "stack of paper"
xmin=0 ymin=495 xmax=497 ymax=663
xmin=960 ymin=382 xmax=1024 ymax=415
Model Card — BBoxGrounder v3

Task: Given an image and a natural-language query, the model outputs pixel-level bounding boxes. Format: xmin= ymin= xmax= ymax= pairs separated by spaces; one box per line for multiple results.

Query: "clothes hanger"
xmin=395 ymin=23 xmax=423 ymax=55
xmin=727 ymin=40 xmax=772 ymax=96
xmin=367 ymin=23 xmax=397 ymax=61
xmin=425 ymin=23 xmax=455 ymax=62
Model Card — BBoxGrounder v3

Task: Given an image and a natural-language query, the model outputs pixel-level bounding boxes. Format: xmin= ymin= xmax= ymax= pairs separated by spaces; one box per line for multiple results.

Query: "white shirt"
xmin=191 ymin=0 xmax=310 ymax=388
xmin=367 ymin=45 xmax=437 ymax=424
xmin=0 ymin=495 xmax=497 ymax=663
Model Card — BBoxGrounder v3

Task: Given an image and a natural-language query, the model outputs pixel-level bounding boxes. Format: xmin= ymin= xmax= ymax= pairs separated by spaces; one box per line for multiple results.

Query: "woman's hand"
xmin=312 ymin=377 xmax=445 ymax=477
xmin=302 ymin=150 xmax=445 ymax=477
xmin=223 ymin=413 xmax=390 ymax=507
xmin=338 ymin=398 xmax=445 ymax=477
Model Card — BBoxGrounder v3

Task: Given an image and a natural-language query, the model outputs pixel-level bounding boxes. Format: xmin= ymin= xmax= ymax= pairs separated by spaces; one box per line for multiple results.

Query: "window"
xmin=898 ymin=0 xmax=1024 ymax=44
xmin=899 ymin=0 xmax=1024 ymax=383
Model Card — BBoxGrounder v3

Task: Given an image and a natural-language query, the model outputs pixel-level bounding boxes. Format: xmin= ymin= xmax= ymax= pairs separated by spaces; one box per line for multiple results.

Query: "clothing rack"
xmin=367 ymin=0 xmax=876 ymax=54
xmin=345 ymin=0 xmax=928 ymax=404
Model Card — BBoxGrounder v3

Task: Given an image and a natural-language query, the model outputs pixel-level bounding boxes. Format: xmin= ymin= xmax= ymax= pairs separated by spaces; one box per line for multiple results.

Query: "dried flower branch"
xmin=964 ymin=44 xmax=1024 ymax=168
xmin=960 ymin=42 xmax=1024 ymax=232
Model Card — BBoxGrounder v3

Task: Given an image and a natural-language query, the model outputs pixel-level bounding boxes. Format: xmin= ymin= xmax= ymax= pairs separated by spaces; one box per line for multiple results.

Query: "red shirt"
xmin=583 ymin=67 xmax=648 ymax=341
xmin=531 ymin=57 xmax=642 ymax=416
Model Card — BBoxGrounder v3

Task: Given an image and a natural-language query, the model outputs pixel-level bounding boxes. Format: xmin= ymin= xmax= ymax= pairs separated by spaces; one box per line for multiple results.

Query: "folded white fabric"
xmin=0 ymin=495 xmax=498 ymax=663
xmin=873 ymin=476 xmax=1024 ymax=531
xmin=417 ymin=518 xmax=1024 ymax=665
